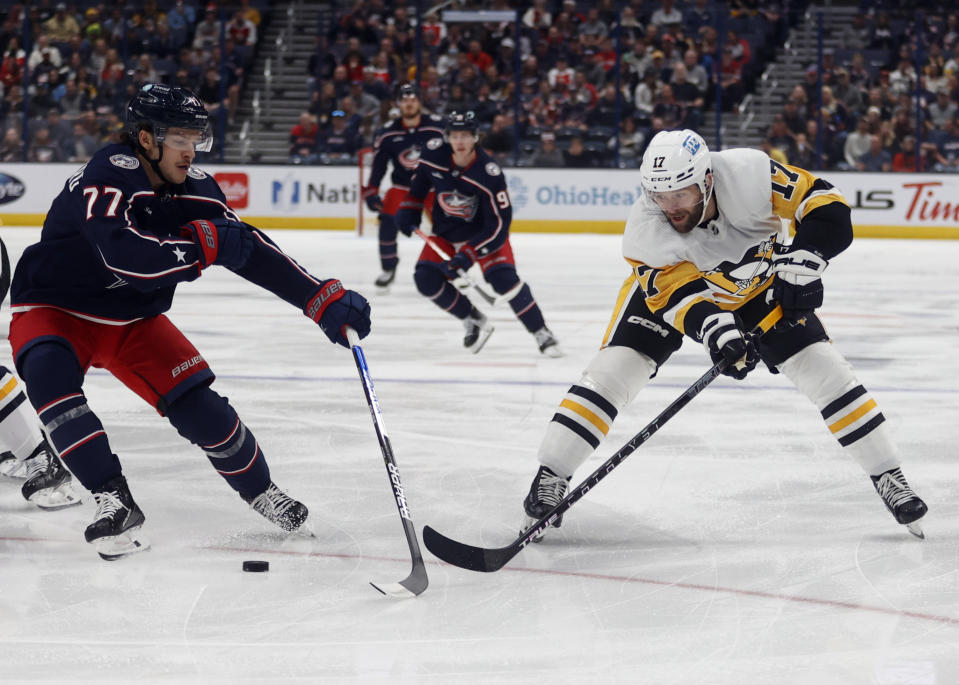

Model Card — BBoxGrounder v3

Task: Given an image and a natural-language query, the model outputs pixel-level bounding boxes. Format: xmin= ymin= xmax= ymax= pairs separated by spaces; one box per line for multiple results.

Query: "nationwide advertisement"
xmin=0 ymin=162 xmax=957 ymax=238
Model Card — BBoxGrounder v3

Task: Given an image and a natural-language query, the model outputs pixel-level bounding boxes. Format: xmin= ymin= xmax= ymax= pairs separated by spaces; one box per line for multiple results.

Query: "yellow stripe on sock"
xmin=560 ymin=399 xmax=610 ymax=435
xmin=0 ymin=376 xmax=18 ymax=401
xmin=828 ymin=399 xmax=877 ymax=434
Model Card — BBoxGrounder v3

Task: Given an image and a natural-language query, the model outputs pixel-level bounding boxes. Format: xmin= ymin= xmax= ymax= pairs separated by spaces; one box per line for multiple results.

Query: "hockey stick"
xmin=413 ymin=229 xmax=500 ymax=306
xmin=345 ymin=327 xmax=429 ymax=598
xmin=422 ymin=305 xmax=784 ymax=573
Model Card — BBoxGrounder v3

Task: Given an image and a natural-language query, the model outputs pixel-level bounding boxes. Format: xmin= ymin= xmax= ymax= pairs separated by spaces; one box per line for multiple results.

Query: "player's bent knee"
xmin=484 ymin=265 xmax=520 ymax=294
xmin=18 ymin=341 xmax=84 ymax=404
xmin=778 ymin=340 xmax=857 ymax=404
xmin=413 ymin=262 xmax=444 ymax=294
xmin=581 ymin=345 xmax=655 ymax=407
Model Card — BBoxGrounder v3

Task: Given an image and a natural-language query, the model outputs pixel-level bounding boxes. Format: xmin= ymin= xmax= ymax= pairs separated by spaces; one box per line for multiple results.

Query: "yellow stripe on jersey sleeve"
xmin=0 ymin=376 xmax=19 ymax=401
xmin=770 ymin=160 xmax=848 ymax=226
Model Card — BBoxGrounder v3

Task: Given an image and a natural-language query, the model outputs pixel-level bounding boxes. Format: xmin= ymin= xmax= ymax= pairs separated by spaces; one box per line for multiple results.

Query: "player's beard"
xmin=663 ymin=200 xmax=705 ymax=234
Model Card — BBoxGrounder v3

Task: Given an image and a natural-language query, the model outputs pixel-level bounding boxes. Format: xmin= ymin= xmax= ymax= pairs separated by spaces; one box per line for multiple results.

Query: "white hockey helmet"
xmin=639 ymin=129 xmax=711 ymax=196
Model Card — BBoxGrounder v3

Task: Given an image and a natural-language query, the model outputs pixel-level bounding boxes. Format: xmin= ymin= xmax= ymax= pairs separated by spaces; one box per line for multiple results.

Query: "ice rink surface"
xmin=0 ymin=227 xmax=957 ymax=684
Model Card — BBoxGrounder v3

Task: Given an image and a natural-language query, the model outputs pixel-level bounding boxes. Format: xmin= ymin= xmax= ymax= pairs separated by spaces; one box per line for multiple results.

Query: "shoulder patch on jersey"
xmin=186 ymin=167 xmax=207 ymax=180
xmin=426 ymin=137 xmax=443 ymax=150
xmin=485 ymin=162 xmax=502 ymax=176
xmin=109 ymin=154 xmax=139 ymax=170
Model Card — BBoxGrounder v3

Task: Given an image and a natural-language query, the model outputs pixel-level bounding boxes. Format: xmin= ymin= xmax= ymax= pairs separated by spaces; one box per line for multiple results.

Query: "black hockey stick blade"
xmin=423 ymin=306 xmax=784 ymax=574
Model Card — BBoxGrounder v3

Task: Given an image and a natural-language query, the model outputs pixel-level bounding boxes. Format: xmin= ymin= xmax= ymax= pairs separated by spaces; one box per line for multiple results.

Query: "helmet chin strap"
xmin=134 ymin=132 xmax=175 ymax=186
xmin=695 ymin=176 xmax=715 ymax=227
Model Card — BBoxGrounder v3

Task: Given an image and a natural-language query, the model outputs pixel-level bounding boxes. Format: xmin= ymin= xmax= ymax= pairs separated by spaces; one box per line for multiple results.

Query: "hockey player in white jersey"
xmin=522 ymin=129 xmax=928 ymax=540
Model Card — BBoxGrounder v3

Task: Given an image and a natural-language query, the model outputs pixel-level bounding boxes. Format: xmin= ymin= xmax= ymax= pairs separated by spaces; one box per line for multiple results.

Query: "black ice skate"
xmin=85 ymin=475 xmax=149 ymax=560
xmin=871 ymin=467 xmax=928 ymax=539
xmin=521 ymin=465 xmax=571 ymax=542
xmin=463 ymin=305 xmax=494 ymax=353
xmin=533 ymin=327 xmax=564 ymax=358
xmin=244 ymin=482 xmax=309 ymax=532
xmin=374 ymin=268 xmax=396 ymax=288
xmin=20 ymin=440 xmax=81 ymax=510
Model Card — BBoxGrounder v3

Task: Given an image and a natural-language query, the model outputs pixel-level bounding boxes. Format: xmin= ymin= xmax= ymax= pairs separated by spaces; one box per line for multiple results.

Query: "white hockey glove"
xmin=771 ymin=243 xmax=828 ymax=322
xmin=700 ymin=311 xmax=758 ymax=380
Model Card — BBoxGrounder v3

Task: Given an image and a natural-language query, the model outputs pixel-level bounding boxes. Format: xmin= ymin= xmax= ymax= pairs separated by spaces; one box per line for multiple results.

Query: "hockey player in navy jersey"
xmin=394 ymin=111 xmax=562 ymax=356
xmin=8 ymin=84 xmax=372 ymax=559
xmin=361 ymin=83 xmax=445 ymax=289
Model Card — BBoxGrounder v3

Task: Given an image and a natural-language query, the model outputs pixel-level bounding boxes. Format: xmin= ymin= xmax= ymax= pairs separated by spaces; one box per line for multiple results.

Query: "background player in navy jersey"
xmin=8 ymin=84 xmax=371 ymax=560
xmin=361 ymin=84 xmax=445 ymax=289
xmin=394 ymin=111 xmax=562 ymax=356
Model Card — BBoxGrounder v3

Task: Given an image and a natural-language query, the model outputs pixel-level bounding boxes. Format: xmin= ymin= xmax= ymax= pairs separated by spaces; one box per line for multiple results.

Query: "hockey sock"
xmin=486 ymin=268 xmax=545 ymax=332
xmin=414 ymin=263 xmax=472 ymax=319
xmin=19 ymin=344 xmax=120 ymax=490
xmin=778 ymin=341 xmax=899 ymax=475
xmin=165 ymin=385 xmax=270 ymax=499
xmin=0 ymin=366 xmax=44 ymax=460
xmin=378 ymin=215 xmax=399 ymax=272
xmin=538 ymin=347 xmax=654 ymax=477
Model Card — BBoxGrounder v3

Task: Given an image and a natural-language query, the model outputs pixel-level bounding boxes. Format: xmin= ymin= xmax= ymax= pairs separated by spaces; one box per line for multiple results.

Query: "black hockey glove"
xmin=439 ymin=247 xmax=476 ymax=280
xmin=181 ymin=218 xmax=254 ymax=271
xmin=361 ymin=185 xmax=383 ymax=212
xmin=304 ymin=279 xmax=372 ymax=348
xmin=395 ymin=197 xmax=424 ymax=237
xmin=771 ymin=243 xmax=828 ymax=322
xmin=700 ymin=311 xmax=759 ymax=380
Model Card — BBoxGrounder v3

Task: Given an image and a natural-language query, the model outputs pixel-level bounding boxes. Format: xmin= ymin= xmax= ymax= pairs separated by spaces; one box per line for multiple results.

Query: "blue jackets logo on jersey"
xmin=398 ymin=147 xmax=421 ymax=170
xmin=437 ymin=190 xmax=478 ymax=220
xmin=0 ymin=172 xmax=26 ymax=205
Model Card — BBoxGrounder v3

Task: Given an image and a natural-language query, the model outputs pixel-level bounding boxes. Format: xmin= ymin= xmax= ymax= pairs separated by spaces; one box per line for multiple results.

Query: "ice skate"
xmin=244 ymin=482 xmax=309 ymax=532
xmin=0 ymin=450 xmax=28 ymax=478
xmin=521 ymin=465 xmax=571 ymax=542
xmin=871 ymin=467 xmax=928 ymax=539
xmin=20 ymin=440 xmax=82 ymax=510
xmin=533 ymin=327 xmax=564 ymax=358
xmin=463 ymin=305 xmax=494 ymax=353
xmin=85 ymin=475 xmax=150 ymax=560
xmin=374 ymin=268 xmax=396 ymax=289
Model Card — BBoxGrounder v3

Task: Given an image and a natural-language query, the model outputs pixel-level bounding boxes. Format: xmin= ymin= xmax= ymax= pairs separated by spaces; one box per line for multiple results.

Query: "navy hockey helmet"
xmin=396 ymin=82 xmax=419 ymax=100
xmin=446 ymin=110 xmax=478 ymax=136
xmin=126 ymin=83 xmax=213 ymax=152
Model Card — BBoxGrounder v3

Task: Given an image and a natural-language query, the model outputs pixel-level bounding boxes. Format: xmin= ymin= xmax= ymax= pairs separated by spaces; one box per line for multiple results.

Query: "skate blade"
xmin=906 ymin=521 xmax=925 ymax=539
xmin=28 ymin=484 xmax=83 ymax=510
xmin=540 ymin=344 xmax=565 ymax=359
xmin=468 ymin=325 xmax=494 ymax=354
xmin=94 ymin=528 xmax=151 ymax=561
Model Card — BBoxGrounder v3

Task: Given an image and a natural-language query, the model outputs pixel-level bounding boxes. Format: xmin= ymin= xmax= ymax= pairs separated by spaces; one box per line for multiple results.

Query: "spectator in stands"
xmin=842 ymin=117 xmax=872 ymax=170
xmin=563 ymin=135 xmax=596 ymax=168
xmin=227 ymin=10 xmax=257 ymax=55
xmin=466 ymin=40 xmax=493 ymax=74
xmin=198 ymin=67 xmax=226 ymax=119
xmin=889 ymin=58 xmax=917 ymax=97
xmin=801 ymin=66 xmax=820 ymax=104
xmin=869 ymin=11 xmax=895 ymax=51
xmin=670 ymin=63 xmax=704 ymax=129
xmin=193 ymin=7 xmax=221 ymax=58
xmin=58 ymin=78 xmax=91 ymax=119
xmin=634 ymin=68 xmax=658 ymax=122
xmin=650 ymin=0 xmax=684 ymax=28
xmin=683 ymin=49 xmax=709 ymax=95
xmin=651 ymin=84 xmax=683 ymax=130
xmin=833 ymin=68 xmax=865 ymax=116
xmin=781 ymin=96 xmax=806 ymax=135
xmin=928 ymin=89 xmax=958 ymax=129
xmin=68 ymin=119 xmax=100 ymax=162
xmin=931 ymin=117 xmax=959 ymax=172
xmin=289 ymin=112 xmax=320 ymax=164
xmin=579 ymin=8 xmax=609 ymax=46
xmin=609 ymin=116 xmax=646 ymax=163
xmin=847 ymin=52 xmax=871 ymax=89
xmin=768 ymin=113 xmax=798 ymax=162
xmin=759 ymin=137 xmax=788 ymax=165
xmin=522 ymin=0 xmax=552 ymax=31
xmin=350 ymin=80 xmax=380 ymax=124
xmin=166 ymin=0 xmax=195 ymax=48
xmin=892 ymin=135 xmax=925 ymax=172
xmin=589 ymin=84 xmax=625 ymax=128
xmin=840 ymin=13 xmax=870 ymax=52
xmin=717 ymin=46 xmax=744 ymax=111
xmin=483 ymin=114 xmax=515 ymax=163
xmin=318 ymin=109 xmax=360 ymax=162
xmin=548 ymin=55 xmax=575 ymax=91
xmin=0 ymin=126 xmax=21 ymax=161
xmin=29 ymin=35 xmax=62 ymax=74
xmin=684 ymin=0 xmax=713 ymax=35
xmin=43 ymin=2 xmax=80 ymax=47
xmin=531 ymin=130 xmax=563 ymax=167
xmin=28 ymin=127 xmax=60 ymax=162
xmin=570 ymin=69 xmax=599 ymax=111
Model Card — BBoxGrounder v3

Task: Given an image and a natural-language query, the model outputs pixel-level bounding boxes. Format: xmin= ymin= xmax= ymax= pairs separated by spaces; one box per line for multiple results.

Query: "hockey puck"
xmin=242 ymin=560 xmax=269 ymax=573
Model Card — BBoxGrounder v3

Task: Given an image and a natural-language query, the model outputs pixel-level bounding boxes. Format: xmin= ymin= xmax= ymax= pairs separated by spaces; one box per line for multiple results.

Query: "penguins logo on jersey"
xmin=110 ymin=154 xmax=140 ymax=169
xmin=437 ymin=190 xmax=478 ymax=220
xmin=702 ymin=238 xmax=776 ymax=297
xmin=398 ymin=146 xmax=422 ymax=170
